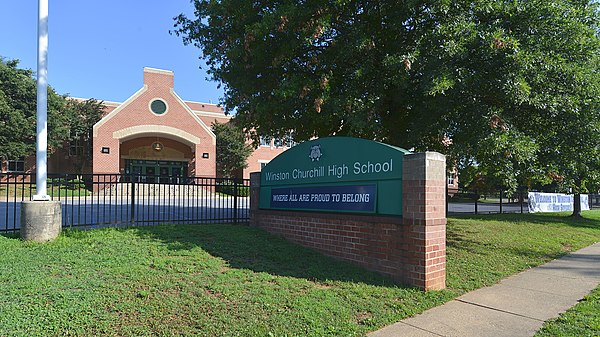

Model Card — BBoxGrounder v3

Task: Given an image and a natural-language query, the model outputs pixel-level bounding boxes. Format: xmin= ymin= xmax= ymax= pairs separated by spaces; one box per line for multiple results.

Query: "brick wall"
xmin=244 ymin=145 xmax=287 ymax=179
xmin=249 ymin=152 xmax=446 ymax=291
xmin=251 ymin=209 xmax=414 ymax=280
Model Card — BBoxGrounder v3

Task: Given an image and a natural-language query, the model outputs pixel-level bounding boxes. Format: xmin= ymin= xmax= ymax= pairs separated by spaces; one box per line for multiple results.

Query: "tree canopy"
xmin=0 ymin=57 xmax=104 ymax=170
xmin=64 ymin=98 xmax=104 ymax=173
xmin=213 ymin=121 xmax=254 ymax=178
xmin=175 ymin=0 xmax=600 ymax=202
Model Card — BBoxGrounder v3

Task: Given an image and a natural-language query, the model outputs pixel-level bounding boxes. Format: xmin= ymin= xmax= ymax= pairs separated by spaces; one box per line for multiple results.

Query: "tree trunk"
xmin=572 ymin=193 xmax=582 ymax=218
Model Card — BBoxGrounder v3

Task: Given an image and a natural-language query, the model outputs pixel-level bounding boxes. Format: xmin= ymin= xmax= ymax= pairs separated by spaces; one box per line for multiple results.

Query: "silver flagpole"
xmin=34 ymin=0 xmax=50 ymax=201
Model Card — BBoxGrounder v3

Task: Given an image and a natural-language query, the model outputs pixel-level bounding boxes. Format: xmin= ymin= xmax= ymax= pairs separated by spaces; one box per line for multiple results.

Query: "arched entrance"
xmin=94 ymin=124 xmax=214 ymax=178
xmin=120 ymin=136 xmax=193 ymax=183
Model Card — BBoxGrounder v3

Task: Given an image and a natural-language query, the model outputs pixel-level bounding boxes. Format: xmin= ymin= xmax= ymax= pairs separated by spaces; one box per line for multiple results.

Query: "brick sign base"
xmin=250 ymin=152 xmax=446 ymax=291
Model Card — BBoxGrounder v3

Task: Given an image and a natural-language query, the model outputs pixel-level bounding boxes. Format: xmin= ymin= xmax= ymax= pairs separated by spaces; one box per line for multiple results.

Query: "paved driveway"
xmin=0 ymin=197 xmax=249 ymax=231
xmin=3 ymin=199 xmax=528 ymax=232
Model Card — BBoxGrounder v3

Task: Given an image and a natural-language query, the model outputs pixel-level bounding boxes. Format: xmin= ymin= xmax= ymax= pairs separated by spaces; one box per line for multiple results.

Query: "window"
xmin=7 ymin=158 xmax=25 ymax=172
xmin=447 ymin=172 xmax=457 ymax=185
xmin=260 ymin=136 xmax=271 ymax=147
xmin=69 ymin=138 xmax=83 ymax=156
xmin=150 ymin=99 xmax=168 ymax=115
xmin=260 ymin=161 xmax=269 ymax=170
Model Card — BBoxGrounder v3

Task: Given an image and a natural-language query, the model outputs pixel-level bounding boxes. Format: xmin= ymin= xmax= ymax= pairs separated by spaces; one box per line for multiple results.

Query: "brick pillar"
xmin=402 ymin=152 xmax=446 ymax=290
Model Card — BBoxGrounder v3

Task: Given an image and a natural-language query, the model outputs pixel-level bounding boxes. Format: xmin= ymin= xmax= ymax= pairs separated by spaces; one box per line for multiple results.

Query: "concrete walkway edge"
xmin=369 ymin=242 xmax=600 ymax=337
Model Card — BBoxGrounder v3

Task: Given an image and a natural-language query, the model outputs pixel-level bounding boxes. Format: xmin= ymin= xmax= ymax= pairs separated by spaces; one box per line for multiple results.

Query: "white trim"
xmin=183 ymin=99 xmax=222 ymax=108
xmin=70 ymin=97 xmax=122 ymax=107
xmin=143 ymin=67 xmax=174 ymax=76
xmin=193 ymin=110 xmax=231 ymax=119
xmin=100 ymin=100 xmax=121 ymax=107
xmin=93 ymin=85 xmax=149 ymax=137
xmin=112 ymin=125 xmax=201 ymax=146
xmin=170 ymin=89 xmax=217 ymax=145
xmin=6 ymin=158 xmax=25 ymax=173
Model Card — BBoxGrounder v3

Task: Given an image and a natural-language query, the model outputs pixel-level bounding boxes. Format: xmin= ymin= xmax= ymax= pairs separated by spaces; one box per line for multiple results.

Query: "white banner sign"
xmin=528 ymin=192 xmax=589 ymax=213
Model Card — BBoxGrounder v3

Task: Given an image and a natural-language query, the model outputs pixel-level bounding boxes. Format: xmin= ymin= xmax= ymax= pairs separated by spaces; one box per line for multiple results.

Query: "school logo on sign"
xmin=309 ymin=144 xmax=322 ymax=162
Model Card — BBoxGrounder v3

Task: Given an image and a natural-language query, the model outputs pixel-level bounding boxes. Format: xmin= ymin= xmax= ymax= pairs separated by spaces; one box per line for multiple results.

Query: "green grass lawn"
xmin=0 ymin=225 xmax=453 ymax=337
xmin=446 ymin=212 xmax=600 ymax=292
xmin=0 ymin=211 xmax=599 ymax=336
xmin=0 ymin=184 xmax=91 ymax=198
xmin=535 ymin=285 xmax=600 ymax=337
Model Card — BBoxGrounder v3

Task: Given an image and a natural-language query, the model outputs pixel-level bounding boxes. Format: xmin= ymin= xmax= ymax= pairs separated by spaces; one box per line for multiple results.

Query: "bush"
xmin=216 ymin=180 xmax=250 ymax=197
xmin=48 ymin=177 xmax=86 ymax=190
xmin=448 ymin=191 xmax=479 ymax=202
xmin=43 ymin=177 xmax=92 ymax=197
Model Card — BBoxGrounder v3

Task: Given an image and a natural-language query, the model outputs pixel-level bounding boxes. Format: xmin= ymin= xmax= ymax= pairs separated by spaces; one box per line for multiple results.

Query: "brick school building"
xmin=1 ymin=67 xmax=286 ymax=180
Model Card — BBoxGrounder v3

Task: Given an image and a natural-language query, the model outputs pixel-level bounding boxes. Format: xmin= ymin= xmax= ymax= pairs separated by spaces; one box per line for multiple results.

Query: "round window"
xmin=150 ymin=99 xmax=167 ymax=114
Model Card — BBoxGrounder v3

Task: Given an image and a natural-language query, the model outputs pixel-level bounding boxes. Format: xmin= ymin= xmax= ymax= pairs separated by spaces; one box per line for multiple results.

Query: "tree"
xmin=63 ymin=98 xmax=104 ymax=173
xmin=0 ymin=57 xmax=70 ymax=161
xmin=175 ymin=0 xmax=600 ymax=215
xmin=0 ymin=58 xmax=37 ymax=161
xmin=213 ymin=121 xmax=254 ymax=178
xmin=0 ymin=57 xmax=104 ymax=173
xmin=537 ymin=101 xmax=600 ymax=217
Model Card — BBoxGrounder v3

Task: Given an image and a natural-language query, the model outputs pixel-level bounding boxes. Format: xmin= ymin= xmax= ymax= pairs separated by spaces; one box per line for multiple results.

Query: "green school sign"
xmin=259 ymin=137 xmax=410 ymax=216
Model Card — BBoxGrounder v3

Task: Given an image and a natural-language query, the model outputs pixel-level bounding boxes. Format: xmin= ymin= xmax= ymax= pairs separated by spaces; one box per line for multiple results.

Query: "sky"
xmin=0 ymin=1 xmax=223 ymax=104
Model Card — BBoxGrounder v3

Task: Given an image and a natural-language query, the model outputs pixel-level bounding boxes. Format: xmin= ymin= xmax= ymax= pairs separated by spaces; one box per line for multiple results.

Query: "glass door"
xmin=145 ymin=166 xmax=156 ymax=183
xmin=125 ymin=159 xmax=188 ymax=184
xmin=159 ymin=166 xmax=170 ymax=184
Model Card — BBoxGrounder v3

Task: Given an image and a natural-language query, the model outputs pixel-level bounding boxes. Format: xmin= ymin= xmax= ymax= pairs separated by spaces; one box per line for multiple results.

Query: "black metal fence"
xmin=448 ymin=189 xmax=600 ymax=215
xmin=447 ymin=189 xmax=529 ymax=215
xmin=0 ymin=173 xmax=250 ymax=232
xmin=590 ymin=194 xmax=600 ymax=209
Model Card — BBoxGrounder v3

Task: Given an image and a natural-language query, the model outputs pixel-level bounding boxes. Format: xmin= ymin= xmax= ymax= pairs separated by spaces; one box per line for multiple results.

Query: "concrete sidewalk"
xmin=369 ymin=242 xmax=600 ymax=337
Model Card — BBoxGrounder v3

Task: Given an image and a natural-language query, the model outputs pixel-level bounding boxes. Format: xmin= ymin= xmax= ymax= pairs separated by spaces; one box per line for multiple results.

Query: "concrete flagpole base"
xmin=21 ymin=201 xmax=62 ymax=242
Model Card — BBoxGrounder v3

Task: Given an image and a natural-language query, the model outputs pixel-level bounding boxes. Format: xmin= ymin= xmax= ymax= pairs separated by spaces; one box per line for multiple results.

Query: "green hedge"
xmin=216 ymin=181 xmax=249 ymax=197
xmin=48 ymin=177 xmax=87 ymax=190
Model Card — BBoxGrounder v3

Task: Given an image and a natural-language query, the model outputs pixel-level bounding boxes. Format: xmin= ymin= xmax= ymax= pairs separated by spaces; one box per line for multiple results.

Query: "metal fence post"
xmin=233 ymin=178 xmax=239 ymax=225
xmin=520 ymin=189 xmax=524 ymax=214
xmin=500 ymin=189 xmax=503 ymax=214
xmin=475 ymin=190 xmax=478 ymax=215
xmin=130 ymin=175 xmax=136 ymax=225
xmin=445 ymin=177 xmax=448 ymax=217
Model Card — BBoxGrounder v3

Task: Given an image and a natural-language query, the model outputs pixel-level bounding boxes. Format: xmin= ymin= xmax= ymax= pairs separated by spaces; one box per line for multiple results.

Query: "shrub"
xmin=216 ymin=180 xmax=249 ymax=197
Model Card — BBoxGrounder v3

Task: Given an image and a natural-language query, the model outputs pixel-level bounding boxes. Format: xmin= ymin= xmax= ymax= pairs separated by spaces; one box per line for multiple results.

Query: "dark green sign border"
xmin=259 ymin=137 xmax=409 ymax=216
